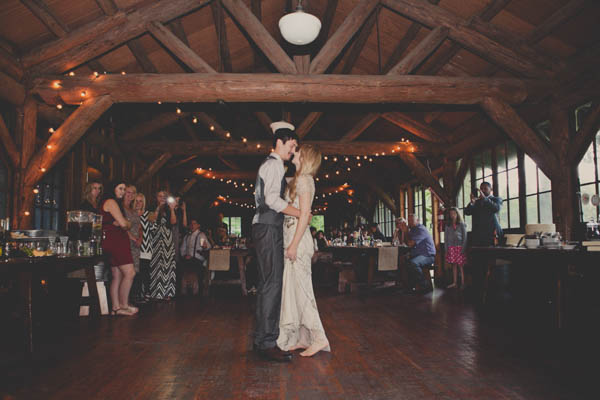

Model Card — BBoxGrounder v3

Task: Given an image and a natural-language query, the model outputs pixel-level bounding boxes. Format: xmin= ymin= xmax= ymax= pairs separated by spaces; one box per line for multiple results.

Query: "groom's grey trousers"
xmin=252 ymin=222 xmax=284 ymax=350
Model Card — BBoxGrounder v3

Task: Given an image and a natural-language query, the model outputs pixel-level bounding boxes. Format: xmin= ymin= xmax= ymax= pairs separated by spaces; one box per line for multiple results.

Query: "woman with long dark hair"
xmin=100 ymin=180 xmax=137 ymax=315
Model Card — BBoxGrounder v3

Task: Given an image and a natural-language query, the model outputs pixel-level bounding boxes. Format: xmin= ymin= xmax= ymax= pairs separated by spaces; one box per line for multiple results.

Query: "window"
xmin=496 ymin=142 xmax=520 ymax=229
xmin=373 ymin=200 xmax=394 ymax=238
xmin=456 ymin=159 xmax=472 ymax=231
xmin=424 ymin=189 xmax=433 ymax=234
xmin=473 ymin=149 xmax=493 ymax=190
xmin=310 ymin=215 xmax=325 ymax=232
xmin=223 ymin=216 xmax=242 ymax=236
xmin=524 ymin=155 xmax=552 ymax=224
xmin=403 ymin=189 xmax=409 ymax=218
xmin=33 ymin=166 xmax=63 ymax=230
xmin=414 ymin=186 xmax=423 ymax=224
xmin=576 ymin=102 xmax=599 ymax=221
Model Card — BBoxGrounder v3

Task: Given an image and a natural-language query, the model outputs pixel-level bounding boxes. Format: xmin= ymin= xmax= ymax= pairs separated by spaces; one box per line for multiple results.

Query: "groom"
xmin=252 ymin=121 xmax=301 ymax=362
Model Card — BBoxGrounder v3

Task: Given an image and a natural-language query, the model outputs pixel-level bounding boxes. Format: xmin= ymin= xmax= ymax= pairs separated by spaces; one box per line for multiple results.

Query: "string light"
xmin=24 ymin=211 xmax=30 ymax=216
xmin=121 ymin=71 xmax=126 ymax=75
xmin=56 ymin=104 xmax=63 ymax=110
xmin=40 ymin=167 xmax=46 ymax=172
xmin=52 ymin=81 xmax=61 ymax=89
xmin=209 ymin=125 xmax=215 ymax=131
xmin=157 ymin=101 xmax=162 ymax=105
xmin=68 ymin=71 xmax=75 ymax=76
xmin=256 ymin=144 xmax=261 ymax=149
xmin=225 ymin=132 xmax=231 ymax=138
xmin=192 ymin=117 xmax=198 ymax=124
xmin=80 ymin=91 xmax=87 ymax=97
xmin=324 ymin=156 xmax=328 ymax=160
xmin=242 ymin=137 xmax=247 ymax=143
xmin=176 ymin=108 xmax=182 ymax=114
xmin=93 ymin=71 xmax=99 ymax=77
xmin=33 ymin=188 xmax=39 ymax=194
xmin=46 ymin=144 xmax=53 ymax=150
xmin=48 ymin=128 xmax=54 ymax=133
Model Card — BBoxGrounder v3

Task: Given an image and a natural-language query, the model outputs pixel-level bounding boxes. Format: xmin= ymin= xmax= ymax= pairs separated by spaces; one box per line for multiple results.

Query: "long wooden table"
xmin=205 ymin=248 xmax=251 ymax=296
xmin=324 ymin=246 xmax=412 ymax=288
xmin=0 ymin=255 xmax=103 ymax=354
xmin=469 ymin=246 xmax=600 ymax=328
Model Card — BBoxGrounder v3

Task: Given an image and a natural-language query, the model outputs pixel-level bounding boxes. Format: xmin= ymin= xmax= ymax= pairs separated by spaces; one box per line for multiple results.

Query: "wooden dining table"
xmin=205 ymin=248 xmax=251 ymax=296
xmin=0 ymin=255 xmax=103 ymax=355
xmin=469 ymin=246 xmax=600 ymax=328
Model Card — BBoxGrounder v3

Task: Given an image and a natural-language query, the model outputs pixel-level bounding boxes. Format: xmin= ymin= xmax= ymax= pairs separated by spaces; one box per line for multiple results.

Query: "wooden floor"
xmin=0 ymin=286 xmax=596 ymax=400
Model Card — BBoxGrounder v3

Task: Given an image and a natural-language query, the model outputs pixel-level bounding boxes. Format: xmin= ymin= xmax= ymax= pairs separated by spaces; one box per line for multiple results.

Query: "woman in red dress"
xmin=101 ymin=181 xmax=137 ymax=316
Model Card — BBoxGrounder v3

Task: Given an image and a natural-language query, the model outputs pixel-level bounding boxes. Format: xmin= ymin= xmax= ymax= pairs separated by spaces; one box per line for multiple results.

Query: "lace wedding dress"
xmin=277 ymin=175 xmax=330 ymax=352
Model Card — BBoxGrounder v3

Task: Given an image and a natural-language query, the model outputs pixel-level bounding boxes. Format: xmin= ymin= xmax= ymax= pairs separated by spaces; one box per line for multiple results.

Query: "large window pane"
xmin=539 ymin=192 xmax=553 ymax=224
xmin=464 ymin=214 xmax=472 ymax=232
xmin=507 ymin=142 xmax=518 ymax=169
xmin=482 ymin=150 xmax=493 ymax=177
xmin=509 ymin=198 xmax=520 ymax=228
xmin=578 ymin=142 xmax=596 ymax=185
xmin=526 ymin=195 xmax=538 ymax=224
xmin=497 ymin=171 xmax=507 ymax=199
xmin=310 ymin=215 xmax=325 ymax=232
xmin=524 ymin=155 xmax=538 ymax=195
xmin=425 ymin=189 xmax=433 ymax=233
xmin=538 ymin=169 xmax=551 ymax=192
xmin=498 ymin=200 xmax=508 ymax=229
xmin=496 ymin=143 xmax=507 ymax=173
xmin=508 ymin=168 xmax=519 ymax=198
xmin=474 ymin=154 xmax=482 ymax=179
xmin=581 ymin=184 xmax=597 ymax=222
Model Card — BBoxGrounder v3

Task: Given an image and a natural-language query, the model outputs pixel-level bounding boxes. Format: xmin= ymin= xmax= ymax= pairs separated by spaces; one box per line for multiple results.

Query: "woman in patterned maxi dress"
xmin=148 ymin=191 xmax=177 ymax=300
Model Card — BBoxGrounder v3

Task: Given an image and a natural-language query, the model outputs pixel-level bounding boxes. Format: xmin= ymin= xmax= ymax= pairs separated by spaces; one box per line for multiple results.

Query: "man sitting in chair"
xmin=179 ymin=219 xmax=211 ymax=295
xmin=400 ymin=214 xmax=436 ymax=294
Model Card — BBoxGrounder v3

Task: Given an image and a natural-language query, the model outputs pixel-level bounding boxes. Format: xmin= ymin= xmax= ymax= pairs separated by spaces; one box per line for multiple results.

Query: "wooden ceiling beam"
xmin=381 ymin=112 xmax=447 ymax=143
xmin=221 ymin=0 xmax=297 ymax=74
xmin=0 ymin=70 xmax=25 ymax=105
xmin=526 ymin=0 xmax=587 ymax=45
xmin=398 ymin=152 xmax=451 ymax=206
xmin=211 ymin=0 xmax=233 ymax=72
xmin=94 ymin=0 xmax=118 ymax=15
xmin=387 ymin=26 xmax=448 ymax=75
xmin=121 ymin=112 xmax=190 ymax=141
xmin=147 ymin=21 xmax=216 ymax=73
xmin=340 ymin=10 xmax=377 ymax=74
xmin=296 ymin=112 xmax=323 ymax=139
xmin=0 ymin=114 xmax=19 ymax=168
xmin=481 ymin=97 xmax=558 ymax=179
xmin=314 ymin=0 xmax=339 ymax=49
xmin=136 ymin=152 xmax=173 ymax=185
xmin=218 ymin=156 xmax=241 ymax=170
xmin=195 ymin=112 xmax=231 ymax=141
xmin=310 ymin=0 xmax=379 ymax=74
xmin=339 ymin=113 xmax=379 ymax=142
xmin=382 ymin=0 xmax=554 ymax=77
xmin=134 ymin=140 xmax=438 ymax=156
xmin=254 ymin=111 xmax=274 ymax=137
xmin=127 ymin=39 xmax=158 ymax=73
xmin=35 ymin=73 xmax=532 ymax=105
xmin=168 ymin=19 xmax=189 ymax=46
xmin=168 ymin=155 xmax=198 ymax=169
xmin=0 ymin=47 xmax=23 ymax=80
xmin=180 ymin=177 xmax=198 ymax=194
xmin=20 ymin=0 xmax=68 ymax=38
xmin=28 ymin=0 xmax=211 ymax=75
xmin=24 ymin=96 xmax=113 ymax=187
xmin=568 ymin=101 xmax=600 ymax=164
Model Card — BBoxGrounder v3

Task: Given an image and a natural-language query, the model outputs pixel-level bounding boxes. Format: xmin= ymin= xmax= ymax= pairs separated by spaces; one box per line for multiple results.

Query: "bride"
xmin=277 ymin=144 xmax=330 ymax=357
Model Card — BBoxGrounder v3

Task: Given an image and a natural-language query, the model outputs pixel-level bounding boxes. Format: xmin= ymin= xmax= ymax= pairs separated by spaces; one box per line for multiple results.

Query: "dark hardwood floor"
xmin=0 ymin=285 xmax=596 ymax=400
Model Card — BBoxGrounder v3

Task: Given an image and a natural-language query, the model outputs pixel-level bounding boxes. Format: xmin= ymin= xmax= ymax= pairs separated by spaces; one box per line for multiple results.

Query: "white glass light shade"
xmin=279 ymin=10 xmax=321 ymax=45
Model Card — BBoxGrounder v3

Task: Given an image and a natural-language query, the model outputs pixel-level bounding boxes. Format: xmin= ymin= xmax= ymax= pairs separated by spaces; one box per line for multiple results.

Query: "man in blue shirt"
xmin=400 ymin=214 xmax=436 ymax=294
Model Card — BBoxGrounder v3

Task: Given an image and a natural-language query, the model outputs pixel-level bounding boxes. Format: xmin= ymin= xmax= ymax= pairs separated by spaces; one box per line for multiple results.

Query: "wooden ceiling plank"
xmin=526 ymin=0 xmax=587 ymax=45
xmin=0 ymin=70 xmax=25 ymax=106
xmin=24 ymin=96 xmax=113 ymax=187
xmin=35 ymin=73 xmax=531 ymax=105
xmin=296 ymin=112 xmax=323 ymax=139
xmin=20 ymin=0 xmax=69 ymax=38
xmin=211 ymin=0 xmax=233 ymax=72
xmin=387 ymin=26 xmax=449 ymax=75
xmin=398 ymin=152 xmax=451 ymax=205
xmin=381 ymin=111 xmax=447 ymax=143
xmin=478 ymin=0 xmax=511 ymax=21
xmin=147 ymin=21 xmax=216 ymax=73
xmin=95 ymin=0 xmax=118 ymax=16
xmin=0 ymin=47 xmax=23 ymax=80
xmin=339 ymin=113 xmax=380 ymax=142
xmin=136 ymin=152 xmax=173 ymax=185
xmin=341 ymin=10 xmax=377 ymax=74
xmin=122 ymin=112 xmax=190 ymax=141
xmin=481 ymin=97 xmax=558 ymax=179
xmin=135 ymin=140 xmax=438 ymax=156
xmin=315 ymin=0 xmax=339 ymax=48
xmin=383 ymin=23 xmax=422 ymax=74
xmin=568 ymin=101 xmax=600 ymax=164
xmin=382 ymin=0 xmax=551 ymax=77
xmin=310 ymin=0 xmax=379 ymax=74
xmin=221 ymin=0 xmax=297 ymax=74
xmin=127 ymin=39 xmax=158 ymax=73
xmin=0 ymin=114 xmax=20 ymax=168
xmin=28 ymin=0 xmax=211 ymax=75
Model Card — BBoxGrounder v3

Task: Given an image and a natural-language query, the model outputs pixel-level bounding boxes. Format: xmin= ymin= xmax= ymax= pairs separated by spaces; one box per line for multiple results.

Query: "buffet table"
xmin=0 ymin=255 xmax=103 ymax=354
xmin=469 ymin=246 xmax=600 ymax=328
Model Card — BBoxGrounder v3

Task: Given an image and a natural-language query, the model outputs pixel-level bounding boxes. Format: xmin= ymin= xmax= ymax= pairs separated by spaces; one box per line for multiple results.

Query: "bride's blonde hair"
xmin=288 ymin=145 xmax=322 ymax=203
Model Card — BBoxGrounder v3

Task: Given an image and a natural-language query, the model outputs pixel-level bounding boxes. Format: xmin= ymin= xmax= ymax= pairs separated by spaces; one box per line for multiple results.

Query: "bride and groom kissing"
xmin=252 ymin=121 xmax=330 ymax=362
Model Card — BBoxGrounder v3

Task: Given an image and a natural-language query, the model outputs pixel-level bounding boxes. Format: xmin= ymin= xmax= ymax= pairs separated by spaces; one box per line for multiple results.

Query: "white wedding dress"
xmin=277 ymin=175 xmax=330 ymax=352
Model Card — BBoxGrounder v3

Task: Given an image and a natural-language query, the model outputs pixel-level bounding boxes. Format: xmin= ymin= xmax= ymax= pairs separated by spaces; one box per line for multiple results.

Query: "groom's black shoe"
xmin=257 ymin=347 xmax=293 ymax=362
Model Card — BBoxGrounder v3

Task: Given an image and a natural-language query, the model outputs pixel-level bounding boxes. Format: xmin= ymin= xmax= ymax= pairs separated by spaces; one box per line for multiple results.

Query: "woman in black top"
xmin=80 ymin=181 xmax=103 ymax=212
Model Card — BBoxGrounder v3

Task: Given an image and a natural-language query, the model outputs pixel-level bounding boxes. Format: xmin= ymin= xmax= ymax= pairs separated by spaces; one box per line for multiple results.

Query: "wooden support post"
xmin=398 ymin=152 xmax=452 ymax=206
xmin=568 ymin=101 xmax=600 ymax=164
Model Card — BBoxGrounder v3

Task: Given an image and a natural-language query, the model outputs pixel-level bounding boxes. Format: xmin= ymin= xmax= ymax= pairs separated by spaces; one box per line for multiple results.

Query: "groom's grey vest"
xmin=254 ymin=155 xmax=286 ymax=226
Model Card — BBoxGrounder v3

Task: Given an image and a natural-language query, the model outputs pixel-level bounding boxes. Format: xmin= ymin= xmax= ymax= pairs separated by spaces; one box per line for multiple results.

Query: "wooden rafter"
xmin=381 ymin=112 xmax=447 ymax=143
xmin=169 ymin=155 xmax=198 ymax=169
xmin=387 ymin=26 xmax=448 ymax=75
xmin=169 ymin=19 xmax=189 ymax=46
xmin=568 ymin=101 xmax=600 ymax=164
xmin=398 ymin=152 xmax=451 ymax=206
xmin=211 ymin=0 xmax=232 ymax=72
xmin=195 ymin=113 xmax=231 ymax=141
xmin=0 ymin=70 xmax=25 ymax=105
xmin=180 ymin=178 xmax=198 ymax=194
xmin=254 ymin=112 xmax=273 ymax=137
xmin=136 ymin=152 xmax=173 ymax=185
xmin=383 ymin=23 xmax=422 ymax=74
xmin=382 ymin=0 xmax=553 ymax=78
xmin=218 ymin=156 xmax=241 ymax=170
xmin=24 ymin=96 xmax=113 ymax=187
xmin=135 ymin=140 xmax=438 ymax=156
xmin=526 ymin=0 xmax=587 ymax=45
xmin=296 ymin=112 xmax=323 ymax=139
xmin=0 ymin=115 xmax=19 ymax=168
xmin=339 ymin=113 xmax=380 ymax=142
xmin=122 ymin=112 xmax=190 ymax=141
xmin=127 ymin=39 xmax=158 ymax=73
xmin=453 ymin=156 xmax=472 ymax=199
xmin=314 ymin=0 xmax=339 ymax=49
xmin=481 ymin=97 xmax=558 ymax=179
xmin=147 ymin=21 xmax=216 ymax=73
xmin=0 ymin=46 xmax=23 ymax=80
xmin=35 ymin=73 xmax=531 ymax=105
xmin=20 ymin=0 xmax=69 ymax=38
xmin=250 ymin=0 xmax=263 ymax=71
xmin=21 ymin=97 xmax=38 ymax=171
xmin=221 ymin=0 xmax=297 ymax=74
xmin=310 ymin=0 xmax=379 ymax=74
xmin=28 ymin=0 xmax=211 ymax=75
xmin=341 ymin=10 xmax=377 ymax=74
xmin=94 ymin=0 xmax=118 ymax=15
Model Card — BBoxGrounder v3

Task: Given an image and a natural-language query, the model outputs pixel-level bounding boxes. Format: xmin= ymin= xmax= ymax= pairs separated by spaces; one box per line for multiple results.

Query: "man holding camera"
xmin=464 ymin=182 xmax=503 ymax=246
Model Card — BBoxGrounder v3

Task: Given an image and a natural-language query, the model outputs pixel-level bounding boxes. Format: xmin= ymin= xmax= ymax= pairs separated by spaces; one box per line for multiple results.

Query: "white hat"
xmin=270 ymin=121 xmax=295 ymax=134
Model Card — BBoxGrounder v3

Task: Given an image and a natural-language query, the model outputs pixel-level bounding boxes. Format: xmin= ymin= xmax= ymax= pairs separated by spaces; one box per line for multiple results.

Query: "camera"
xmin=167 ymin=196 xmax=176 ymax=205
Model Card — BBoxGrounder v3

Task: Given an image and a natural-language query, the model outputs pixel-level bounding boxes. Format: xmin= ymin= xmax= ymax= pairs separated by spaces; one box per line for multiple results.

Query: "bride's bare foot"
xmin=300 ymin=341 xmax=329 ymax=357
xmin=447 ymin=283 xmax=457 ymax=289
xmin=287 ymin=344 xmax=307 ymax=351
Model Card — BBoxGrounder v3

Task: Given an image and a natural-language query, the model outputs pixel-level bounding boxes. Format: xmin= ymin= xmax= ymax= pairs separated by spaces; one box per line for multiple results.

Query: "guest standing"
xmin=444 ymin=207 xmax=467 ymax=289
xmin=148 ymin=191 xmax=177 ymax=300
xmin=138 ymin=193 xmax=154 ymax=301
xmin=100 ymin=181 xmax=137 ymax=316
xmin=124 ymin=185 xmax=143 ymax=301
xmin=80 ymin=181 xmax=103 ymax=212
xmin=464 ymin=181 xmax=503 ymax=246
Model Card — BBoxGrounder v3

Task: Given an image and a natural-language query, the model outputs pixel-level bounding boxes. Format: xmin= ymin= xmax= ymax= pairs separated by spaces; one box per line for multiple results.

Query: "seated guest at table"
xmin=205 ymin=227 xmax=216 ymax=248
xmin=80 ymin=180 xmax=103 ymax=213
xmin=179 ymin=219 xmax=211 ymax=296
xmin=369 ymin=222 xmax=386 ymax=241
xmin=316 ymin=230 xmax=328 ymax=250
xmin=400 ymin=214 xmax=436 ymax=294
xmin=464 ymin=181 xmax=503 ymax=246
xmin=310 ymin=226 xmax=318 ymax=252
xmin=100 ymin=180 xmax=137 ymax=316
xmin=445 ymin=207 xmax=467 ymax=289
xmin=392 ymin=217 xmax=407 ymax=245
